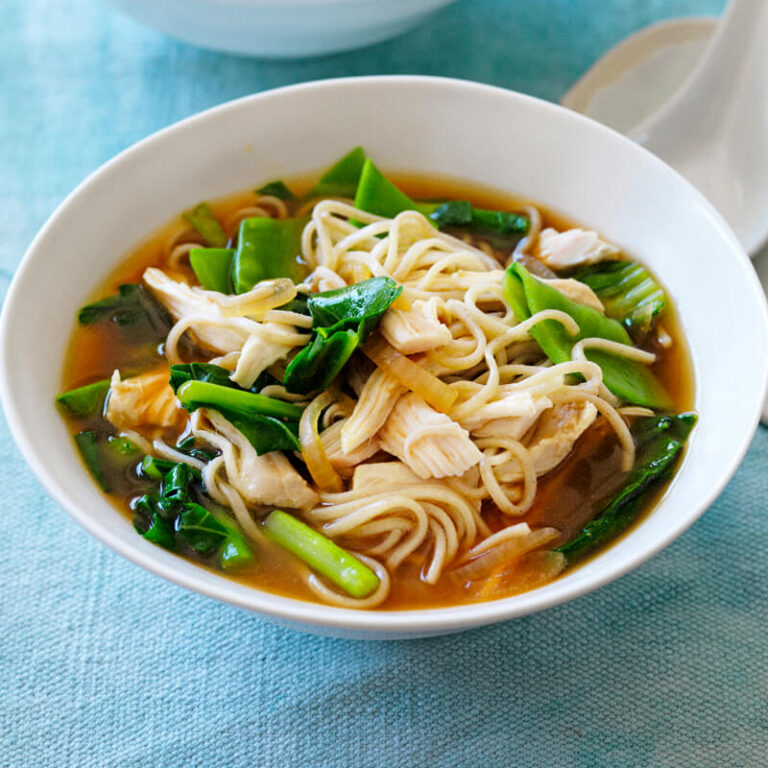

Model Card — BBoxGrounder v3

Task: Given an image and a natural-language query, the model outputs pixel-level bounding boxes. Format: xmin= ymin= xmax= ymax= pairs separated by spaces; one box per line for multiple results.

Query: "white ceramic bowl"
xmin=103 ymin=0 xmax=459 ymax=58
xmin=2 ymin=77 xmax=766 ymax=639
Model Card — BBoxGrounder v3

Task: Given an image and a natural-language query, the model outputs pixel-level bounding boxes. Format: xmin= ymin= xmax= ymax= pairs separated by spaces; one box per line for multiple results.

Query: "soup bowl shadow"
xmin=1 ymin=77 xmax=766 ymax=639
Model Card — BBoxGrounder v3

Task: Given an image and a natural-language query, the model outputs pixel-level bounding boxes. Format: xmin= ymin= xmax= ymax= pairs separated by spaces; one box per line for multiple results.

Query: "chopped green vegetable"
xmin=263 ymin=510 xmax=379 ymax=599
xmin=133 ymin=494 xmax=176 ymax=550
xmin=78 ymin=284 xmax=172 ymax=342
xmin=231 ymin=216 xmax=308 ymax=294
xmin=74 ymin=431 xmax=108 ymax=491
xmin=556 ymin=413 xmax=697 ymax=562
xmin=133 ymin=460 xmax=255 ymax=569
xmin=255 ymin=180 xmax=297 ymax=201
xmin=283 ymin=277 xmax=402 ymax=394
xmin=353 ymin=159 xmax=436 ymax=220
xmin=74 ymin=431 xmax=142 ymax=493
xmin=503 ymin=263 xmax=670 ymax=409
xmin=169 ymin=362 xmax=238 ymax=392
xmin=307 ymin=276 xmax=403 ymax=336
xmin=429 ymin=200 xmax=529 ymax=236
xmin=310 ymin=146 xmax=367 ymax=198
xmin=56 ymin=379 xmax=110 ymax=418
xmin=277 ymin=295 xmax=311 ymax=316
xmin=284 ymin=328 xmax=360 ymax=395
xmin=177 ymin=380 xmax=304 ymax=421
xmin=189 ymin=248 xmax=234 ymax=294
xmin=183 ymin=202 xmax=228 ymax=247
xmin=573 ymin=260 xmax=666 ymax=336
xmin=176 ymin=503 xmax=229 ymax=555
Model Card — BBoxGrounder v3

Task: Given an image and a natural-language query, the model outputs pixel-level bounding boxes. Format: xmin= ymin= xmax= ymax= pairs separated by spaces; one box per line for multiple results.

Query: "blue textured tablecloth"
xmin=5 ymin=1 xmax=768 ymax=765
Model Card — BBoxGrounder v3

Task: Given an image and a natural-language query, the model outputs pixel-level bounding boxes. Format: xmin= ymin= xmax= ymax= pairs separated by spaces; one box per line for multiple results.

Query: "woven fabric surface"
xmin=3 ymin=0 xmax=767 ymax=766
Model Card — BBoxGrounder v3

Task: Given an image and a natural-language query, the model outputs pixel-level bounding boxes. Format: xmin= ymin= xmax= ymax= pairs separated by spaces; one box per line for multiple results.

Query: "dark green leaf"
xmin=227 ymin=414 xmax=301 ymax=455
xmin=556 ymin=413 xmax=697 ymax=562
xmin=133 ymin=495 xmax=176 ymax=551
xmin=283 ymin=329 xmax=360 ymax=394
xmin=429 ymin=201 xmax=529 ymax=236
xmin=169 ymin=362 xmax=238 ymax=393
xmin=183 ymin=202 xmax=228 ymax=247
xmin=255 ymin=180 xmax=297 ymax=201
xmin=78 ymin=284 xmax=172 ymax=342
xmin=176 ymin=502 xmax=228 ymax=555
xmin=307 ymin=276 xmax=402 ymax=339
xmin=74 ymin=431 xmax=108 ymax=491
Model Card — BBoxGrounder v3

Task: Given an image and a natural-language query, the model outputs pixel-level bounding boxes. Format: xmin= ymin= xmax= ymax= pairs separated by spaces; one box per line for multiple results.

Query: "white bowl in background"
xmin=103 ymin=0 xmax=460 ymax=58
xmin=1 ymin=77 xmax=766 ymax=639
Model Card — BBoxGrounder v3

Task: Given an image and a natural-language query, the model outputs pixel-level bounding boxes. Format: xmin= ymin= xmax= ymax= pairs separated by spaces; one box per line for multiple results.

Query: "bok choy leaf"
xmin=503 ymin=262 xmax=670 ymax=409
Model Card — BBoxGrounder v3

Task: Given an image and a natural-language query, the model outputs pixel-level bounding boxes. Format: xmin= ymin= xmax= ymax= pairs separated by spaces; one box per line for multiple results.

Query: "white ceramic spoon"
xmin=564 ymin=0 xmax=768 ymax=422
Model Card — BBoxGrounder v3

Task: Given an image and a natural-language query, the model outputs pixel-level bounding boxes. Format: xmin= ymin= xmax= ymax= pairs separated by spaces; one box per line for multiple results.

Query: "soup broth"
xmin=59 ymin=169 xmax=695 ymax=610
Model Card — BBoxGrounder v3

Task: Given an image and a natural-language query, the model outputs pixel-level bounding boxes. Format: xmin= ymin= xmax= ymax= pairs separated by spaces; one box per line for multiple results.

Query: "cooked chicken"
xmin=379 ymin=393 xmax=482 ymax=479
xmin=320 ymin=419 xmax=380 ymax=477
xmin=143 ymin=267 xmax=255 ymax=354
xmin=105 ymin=369 xmax=186 ymax=433
xmin=341 ymin=368 xmax=405 ymax=454
xmin=230 ymin=323 xmax=309 ymax=389
xmin=536 ymin=228 xmax=619 ymax=270
xmin=525 ymin=401 xmax=598 ymax=475
xmin=542 ymin=277 xmax=605 ymax=313
xmin=458 ymin=392 xmax=553 ymax=439
xmin=205 ymin=410 xmax=318 ymax=510
xmin=379 ymin=298 xmax=452 ymax=354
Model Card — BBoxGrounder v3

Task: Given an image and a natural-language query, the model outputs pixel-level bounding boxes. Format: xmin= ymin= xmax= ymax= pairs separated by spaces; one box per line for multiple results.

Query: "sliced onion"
xmin=299 ymin=390 xmax=344 ymax=493
xmin=362 ymin=332 xmax=457 ymax=414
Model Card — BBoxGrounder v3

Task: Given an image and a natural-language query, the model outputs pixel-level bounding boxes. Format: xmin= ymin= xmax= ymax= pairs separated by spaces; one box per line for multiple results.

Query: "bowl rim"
xmin=2 ymin=75 xmax=767 ymax=634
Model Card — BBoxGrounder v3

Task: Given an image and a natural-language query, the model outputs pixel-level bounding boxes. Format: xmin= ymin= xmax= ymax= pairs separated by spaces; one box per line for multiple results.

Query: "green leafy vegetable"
xmin=183 ymin=202 xmax=228 ymax=247
xmin=74 ymin=431 xmax=141 ymax=493
xmin=133 ymin=460 xmax=255 ymax=569
xmin=56 ymin=379 xmax=110 ymax=418
xmin=263 ymin=510 xmax=379 ymax=599
xmin=169 ymin=362 xmax=238 ymax=392
xmin=310 ymin=146 xmax=367 ymax=198
xmin=429 ymin=200 xmax=529 ymax=236
xmin=177 ymin=380 xmax=304 ymax=421
xmin=189 ymin=248 xmax=234 ymax=294
xmin=573 ymin=260 xmax=666 ymax=336
xmin=556 ymin=413 xmax=697 ymax=562
xmin=231 ymin=216 xmax=308 ymax=294
xmin=307 ymin=276 xmax=403 ymax=335
xmin=255 ymin=180 xmax=297 ymax=201
xmin=284 ymin=328 xmax=360 ymax=395
xmin=283 ymin=277 xmax=402 ymax=394
xmin=503 ymin=263 xmax=670 ymax=409
xmin=78 ymin=284 xmax=172 ymax=341
xmin=353 ymin=159 xmax=436 ymax=220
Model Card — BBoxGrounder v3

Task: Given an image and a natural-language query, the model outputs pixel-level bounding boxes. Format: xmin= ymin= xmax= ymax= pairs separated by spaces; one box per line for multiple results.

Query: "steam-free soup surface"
xmin=60 ymin=172 xmax=694 ymax=609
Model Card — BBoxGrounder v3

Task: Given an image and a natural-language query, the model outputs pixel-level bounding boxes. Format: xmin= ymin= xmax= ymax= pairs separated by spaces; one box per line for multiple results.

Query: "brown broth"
xmin=60 ymin=174 xmax=695 ymax=610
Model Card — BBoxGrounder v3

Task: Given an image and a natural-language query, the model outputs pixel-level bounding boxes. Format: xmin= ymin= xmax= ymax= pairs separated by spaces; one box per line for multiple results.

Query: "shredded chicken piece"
xmin=206 ymin=410 xmax=318 ymax=509
xmin=458 ymin=392 xmax=553 ymax=437
xmin=143 ymin=267 xmax=255 ymax=354
xmin=536 ymin=228 xmax=619 ymax=270
xmin=542 ymin=278 xmax=605 ymax=313
xmin=379 ymin=298 xmax=452 ymax=354
xmin=105 ymin=370 xmax=186 ymax=433
xmin=341 ymin=369 xmax=405 ymax=454
xmin=379 ymin=393 xmax=482 ymax=479
xmin=320 ymin=419 xmax=380 ymax=477
xmin=525 ymin=401 xmax=598 ymax=476
xmin=144 ymin=267 xmax=308 ymax=385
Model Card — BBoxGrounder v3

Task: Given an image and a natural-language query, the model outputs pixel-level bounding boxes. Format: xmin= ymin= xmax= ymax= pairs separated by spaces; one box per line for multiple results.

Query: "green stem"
xmin=263 ymin=510 xmax=379 ymax=599
xmin=177 ymin=380 xmax=304 ymax=421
